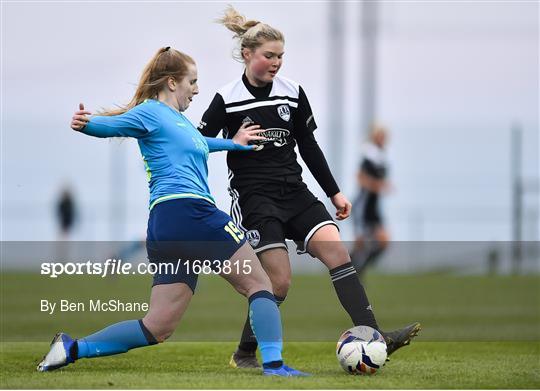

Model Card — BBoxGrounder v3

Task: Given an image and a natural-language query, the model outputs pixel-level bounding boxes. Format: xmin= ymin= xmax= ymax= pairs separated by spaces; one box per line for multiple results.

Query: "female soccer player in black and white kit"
xmin=199 ymin=7 xmax=420 ymax=368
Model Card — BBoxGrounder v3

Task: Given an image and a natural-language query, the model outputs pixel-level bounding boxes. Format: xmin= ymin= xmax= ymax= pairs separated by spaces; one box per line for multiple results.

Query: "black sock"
xmin=238 ymin=295 xmax=286 ymax=353
xmin=329 ymin=262 xmax=379 ymax=329
xmin=237 ymin=313 xmax=257 ymax=353
xmin=139 ymin=319 xmax=158 ymax=345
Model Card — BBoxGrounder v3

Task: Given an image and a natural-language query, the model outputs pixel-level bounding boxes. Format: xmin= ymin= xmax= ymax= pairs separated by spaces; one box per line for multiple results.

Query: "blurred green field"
xmin=1 ymin=272 xmax=539 ymax=388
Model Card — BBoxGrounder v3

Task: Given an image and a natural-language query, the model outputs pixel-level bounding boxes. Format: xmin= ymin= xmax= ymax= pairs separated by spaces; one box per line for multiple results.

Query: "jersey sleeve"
xmin=198 ymin=93 xmax=227 ymax=138
xmin=297 ymin=132 xmax=340 ymax=197
xmin=293 ymin=86 xmax=318 ymax=140
xmin=205 ymin=137 xmax=253 ymax=153
xmin=82 ymin=104 xmax=159 ymax=138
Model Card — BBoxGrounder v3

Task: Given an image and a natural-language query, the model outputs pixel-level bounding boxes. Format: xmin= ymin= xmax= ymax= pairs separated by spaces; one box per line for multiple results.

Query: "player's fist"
xmin=71 ymin=103 xmax=92 ymax=131
xmin=331 ymin=192 xmax=352 ymax=220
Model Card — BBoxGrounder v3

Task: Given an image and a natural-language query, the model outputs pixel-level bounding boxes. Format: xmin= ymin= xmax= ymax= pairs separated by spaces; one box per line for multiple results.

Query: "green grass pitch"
xmin=1 ymin=272 xmax=539 ymax=388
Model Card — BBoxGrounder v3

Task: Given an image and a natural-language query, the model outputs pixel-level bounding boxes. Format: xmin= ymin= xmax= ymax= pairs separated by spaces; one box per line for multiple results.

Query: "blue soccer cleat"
xmin=263 ymin=366 xmax=290 ymax=377
xmin=37 ymin=332 xmax=77 ymax=372
xmin=263 ymin=364 xmax=311 ymax=377
xmin=283 ymin=365 xmax=311 ymax=376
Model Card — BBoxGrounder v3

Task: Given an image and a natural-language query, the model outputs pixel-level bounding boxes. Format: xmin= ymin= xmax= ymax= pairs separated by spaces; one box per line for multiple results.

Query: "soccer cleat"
xmin=381 ymin=322 xmax=421 ymax=356
xmin=37 ymin=332 xmax=77 ymax=372
xmin=283 ymin=365 xmax=311 ymax=376
xmin=263 ymin=364 xmax=309 ymax=377
xmin=229 ymin=348 xmax=261 ymax=369
xmin=263 ymin=366 xmax=291 ymax=377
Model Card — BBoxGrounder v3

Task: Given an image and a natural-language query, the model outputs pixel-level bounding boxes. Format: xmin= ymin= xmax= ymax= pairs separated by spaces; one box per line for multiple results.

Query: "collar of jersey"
xmin=144 ymin=98 xmax=187 ymax=121
xmin=242 ymin=72 xmax=273 ymax=99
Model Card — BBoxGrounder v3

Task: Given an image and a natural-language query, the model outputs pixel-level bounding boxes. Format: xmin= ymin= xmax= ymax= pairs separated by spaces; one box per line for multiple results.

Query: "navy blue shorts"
xmin=146 ymin=198 xmax=247 ymax=292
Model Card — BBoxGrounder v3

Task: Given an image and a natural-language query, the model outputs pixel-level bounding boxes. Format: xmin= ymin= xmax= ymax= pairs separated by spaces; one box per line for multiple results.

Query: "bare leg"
xmin=259 ymin=248 xmax=291 ymax=299
xmin=143 ymin=283 xmax=193 ymax=342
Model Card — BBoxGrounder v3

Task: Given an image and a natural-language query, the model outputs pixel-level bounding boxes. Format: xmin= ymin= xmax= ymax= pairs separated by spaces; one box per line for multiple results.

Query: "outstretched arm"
xmin=205 ymin=137 xmax=253 ymax=152
xmin=205 ymin=122 xmax=266 ymax=153
xmin=71 ymin=103 xmax=148 ymax=138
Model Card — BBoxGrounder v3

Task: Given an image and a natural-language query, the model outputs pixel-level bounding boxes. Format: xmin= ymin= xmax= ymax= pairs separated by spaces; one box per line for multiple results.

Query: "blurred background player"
xmin=56 ymin=185 xmax=77 ymax=241
xmin=351 ymin=125 xmax=391 ymax=275
xmin=54 ymin=184 xmax=78 ymax=263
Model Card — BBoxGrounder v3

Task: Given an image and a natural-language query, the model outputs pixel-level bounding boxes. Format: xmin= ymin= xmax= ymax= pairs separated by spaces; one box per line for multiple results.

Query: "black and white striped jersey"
xmin=198 ymin=74 xmax=317 ymax=190
xmin=360 ymin=142 xmax=388 ymax=181
xmin=353 ymin=142 xmax=388 ymax=229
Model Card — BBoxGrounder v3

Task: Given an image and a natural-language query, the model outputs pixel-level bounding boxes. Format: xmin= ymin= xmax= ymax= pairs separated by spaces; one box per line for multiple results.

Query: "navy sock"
xmin=262 ymin=360 xmax=284 ymax=369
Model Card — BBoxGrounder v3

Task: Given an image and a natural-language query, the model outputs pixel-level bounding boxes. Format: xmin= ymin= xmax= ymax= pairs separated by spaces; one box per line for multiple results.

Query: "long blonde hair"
xmin=100 ymin=47 xmax=195 ymax=116
xmin=217 ymin=6 xmax=284 ymax=62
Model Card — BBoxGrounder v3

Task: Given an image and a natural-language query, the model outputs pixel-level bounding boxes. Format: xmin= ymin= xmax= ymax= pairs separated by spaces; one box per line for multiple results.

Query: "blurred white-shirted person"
xmin=352 ymin=125 xmax=391 ymax=275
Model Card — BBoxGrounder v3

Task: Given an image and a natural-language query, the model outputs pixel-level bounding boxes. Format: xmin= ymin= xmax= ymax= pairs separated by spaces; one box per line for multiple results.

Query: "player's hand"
xmin=71 ymin=103 xmax=92 ymax=131
xmin=331 ymin=192 xmax=352 ymax=220
xmin=232 ymin=122 xmax=267 ymax=147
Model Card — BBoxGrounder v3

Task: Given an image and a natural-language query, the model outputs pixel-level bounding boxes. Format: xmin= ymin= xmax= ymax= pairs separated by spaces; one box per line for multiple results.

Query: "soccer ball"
xmin=336 ymin=326 xmax=387 ymax=375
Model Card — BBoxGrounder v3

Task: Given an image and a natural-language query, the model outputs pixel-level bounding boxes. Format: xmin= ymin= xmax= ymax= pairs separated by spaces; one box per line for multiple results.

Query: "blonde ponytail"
xmin=217 ymin=6 xmax=284 ymax=62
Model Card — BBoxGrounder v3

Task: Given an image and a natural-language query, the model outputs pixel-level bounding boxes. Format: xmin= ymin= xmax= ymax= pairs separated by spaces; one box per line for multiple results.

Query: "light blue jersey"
xmin=83 ymin=99 xmax=249 ymax=209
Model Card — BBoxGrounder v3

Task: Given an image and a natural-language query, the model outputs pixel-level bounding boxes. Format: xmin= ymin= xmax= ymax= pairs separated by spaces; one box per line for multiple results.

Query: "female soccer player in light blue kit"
xmin=37 ymin=47 xmax=307 ymax=377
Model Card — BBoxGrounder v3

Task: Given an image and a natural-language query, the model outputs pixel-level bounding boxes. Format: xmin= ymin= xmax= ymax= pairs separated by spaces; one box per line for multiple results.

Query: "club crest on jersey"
xmin=246 ymin=230 xmax=261 ymax=247
xmin=277 ymin=105 xmax=290 ymax=122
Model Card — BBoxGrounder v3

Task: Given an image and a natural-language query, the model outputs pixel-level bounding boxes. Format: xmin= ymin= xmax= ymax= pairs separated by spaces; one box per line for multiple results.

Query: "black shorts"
xmin=353 ymin=190 xmax=383 ymax=235
xmin=230 ymin=183 xmax=338 ymax=255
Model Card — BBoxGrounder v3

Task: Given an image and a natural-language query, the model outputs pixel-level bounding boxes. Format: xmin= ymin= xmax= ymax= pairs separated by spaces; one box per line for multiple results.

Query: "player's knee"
xmin=334 ymin=244 xmax=352 ymax=264
xmin=271 ymin=275 xmax=291 ymax=298
xmin=318 ymin=243 xmax=351 ymax=268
